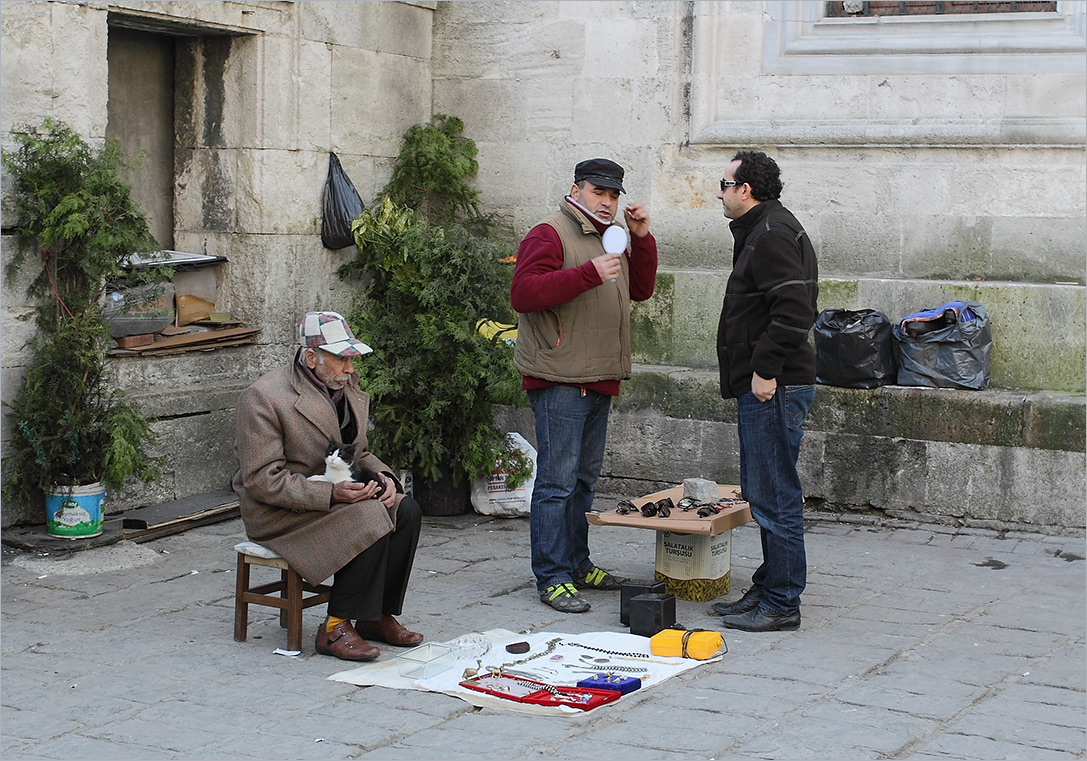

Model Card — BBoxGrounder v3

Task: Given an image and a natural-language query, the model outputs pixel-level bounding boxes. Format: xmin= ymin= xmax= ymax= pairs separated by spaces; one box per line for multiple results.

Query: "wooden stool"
xmin=233 ymin=541 xmax=332 ymax=651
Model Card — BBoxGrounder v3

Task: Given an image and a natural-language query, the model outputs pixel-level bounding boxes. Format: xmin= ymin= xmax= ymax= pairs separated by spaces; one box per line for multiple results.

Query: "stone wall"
xmin=497 ymin=377 xmax=1086 ymax=533
xmin=2 ymin=1 xmax=1084 ymax=531
xmin=436 ymin=1 xmax=1086 ymax=530
xmin=0 ymin=1 xmax=438 ymax=526
xmin=433 ymin=2 xmax=1085 ymax=284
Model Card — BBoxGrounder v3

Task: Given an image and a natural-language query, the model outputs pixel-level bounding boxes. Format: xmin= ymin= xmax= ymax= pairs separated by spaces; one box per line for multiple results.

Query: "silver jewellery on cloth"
xmin=563 ymin=663 xmax=649 ymax=675
xmin=487 ymin=636 xmax=563 ymax=675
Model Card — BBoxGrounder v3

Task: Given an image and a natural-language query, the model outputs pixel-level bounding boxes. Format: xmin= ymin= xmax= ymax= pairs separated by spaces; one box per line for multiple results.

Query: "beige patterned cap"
xmin=298 ymin=311 xmax=372 ymax=357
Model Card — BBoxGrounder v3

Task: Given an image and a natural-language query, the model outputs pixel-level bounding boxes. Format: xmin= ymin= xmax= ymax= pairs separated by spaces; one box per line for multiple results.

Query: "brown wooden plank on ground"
xmin=120 ymin=337 xmax=258 ymax=356
xmin=120 ymin=489 xmax=240 ymax=541
xmin=111 ymin=326 xmax=261 ymax=356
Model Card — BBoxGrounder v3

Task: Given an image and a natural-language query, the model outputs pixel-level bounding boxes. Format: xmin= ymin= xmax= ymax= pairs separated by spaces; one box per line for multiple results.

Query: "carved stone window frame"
xmin=690 ymin=1 xmax=1086 ymax=146
xmin=763 ymin=0 xmax=1085 ymax=75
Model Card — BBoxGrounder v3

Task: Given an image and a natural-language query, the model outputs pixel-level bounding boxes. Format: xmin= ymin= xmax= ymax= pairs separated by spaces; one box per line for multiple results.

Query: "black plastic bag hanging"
xmin=892 ymin=300 xmax=991 ymax=390
xmin=321 ymin=152 xmax=365 ymax=250
xmin=814 ymin=308 xmax=896 ymax=388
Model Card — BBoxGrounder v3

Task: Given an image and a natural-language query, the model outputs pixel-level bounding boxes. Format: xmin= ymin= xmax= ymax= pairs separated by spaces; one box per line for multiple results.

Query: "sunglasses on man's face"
xmin=720 ymin=179 xmax=740 ymax=192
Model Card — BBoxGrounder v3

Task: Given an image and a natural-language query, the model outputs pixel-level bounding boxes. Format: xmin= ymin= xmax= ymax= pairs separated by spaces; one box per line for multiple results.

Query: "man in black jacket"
xmin=711 ymin=151 xmax=818 ymax=632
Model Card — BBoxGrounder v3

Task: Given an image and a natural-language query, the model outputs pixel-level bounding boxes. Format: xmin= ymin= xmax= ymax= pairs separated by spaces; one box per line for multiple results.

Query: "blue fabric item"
xmin=896 ymin=300 xmax=968 ymax=338
xmin=737 ymin=384 xmax=815 ymax=613
xmin=898 ymin=300 xmax=963 ymax=327
xmin=577 ymin=674 xmax=641 ymax=694
xmin=527 ymin=385 xmax=612 ymax=592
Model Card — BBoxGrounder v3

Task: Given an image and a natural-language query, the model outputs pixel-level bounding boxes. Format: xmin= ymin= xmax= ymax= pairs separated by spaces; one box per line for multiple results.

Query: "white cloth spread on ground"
xmin=328 ymin=629 xmax=722 ymax=715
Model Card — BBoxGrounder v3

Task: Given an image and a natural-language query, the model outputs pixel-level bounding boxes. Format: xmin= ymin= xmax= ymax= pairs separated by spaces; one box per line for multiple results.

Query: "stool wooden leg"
xmin=278 ymin=569 xmax=289 ymax=629
xmin=233 ymin=554 xmax=249 ymax=643
xmin=286 ymin=568 xmax=304 ymax=652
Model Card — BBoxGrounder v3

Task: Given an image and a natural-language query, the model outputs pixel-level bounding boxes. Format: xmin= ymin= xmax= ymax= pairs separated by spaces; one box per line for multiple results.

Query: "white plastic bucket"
xmin=44 ymin=483 xmax=105 ymax=538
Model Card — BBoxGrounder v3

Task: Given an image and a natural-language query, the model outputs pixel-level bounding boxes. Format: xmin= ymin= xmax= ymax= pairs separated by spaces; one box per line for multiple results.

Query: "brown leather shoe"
xmin=314 ymin=620 xmax=380 ymax=661
xmin=354 ymin=614 xmax=424 ymax=647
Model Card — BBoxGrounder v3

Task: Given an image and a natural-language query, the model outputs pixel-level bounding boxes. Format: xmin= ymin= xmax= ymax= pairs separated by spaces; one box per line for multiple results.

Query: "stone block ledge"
xmin=803 ymin=509 xmax=1084 ymax=540
xmin=548 ymin=364 xmax=1087 ymax=530
xmin=618 ymin=365 xmax=1085 ymax=453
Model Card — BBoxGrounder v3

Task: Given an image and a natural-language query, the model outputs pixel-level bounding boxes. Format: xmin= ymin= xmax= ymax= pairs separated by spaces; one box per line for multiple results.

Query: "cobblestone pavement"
xmin=2 ymin=500 xmax=1084 ymax=760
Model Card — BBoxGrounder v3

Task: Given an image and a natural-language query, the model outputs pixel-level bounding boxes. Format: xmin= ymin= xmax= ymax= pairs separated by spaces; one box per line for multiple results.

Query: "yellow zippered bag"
xmin=649 ymin=628 xmax=723 ymax=660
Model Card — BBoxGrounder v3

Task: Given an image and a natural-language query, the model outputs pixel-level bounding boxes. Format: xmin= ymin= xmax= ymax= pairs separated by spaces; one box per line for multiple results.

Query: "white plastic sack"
xmin=471 ymin=433 xmax=536 ymax=518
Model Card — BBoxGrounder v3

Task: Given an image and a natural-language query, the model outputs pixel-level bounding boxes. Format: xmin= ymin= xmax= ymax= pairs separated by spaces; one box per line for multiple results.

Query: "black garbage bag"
xmin=814 ymin=308 xmax=896 ymax=388
xmin=321 ymin=152 xmax=365 ymax=250
xmin=892 ymin=300 xmax=991 ymax=390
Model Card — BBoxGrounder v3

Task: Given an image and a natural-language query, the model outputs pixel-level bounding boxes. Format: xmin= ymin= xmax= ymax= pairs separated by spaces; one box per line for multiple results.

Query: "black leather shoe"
xmin=719 ymin=606 xmax=801 ymax=632
xmin=710 ymin=586 xmax=763 ymax=616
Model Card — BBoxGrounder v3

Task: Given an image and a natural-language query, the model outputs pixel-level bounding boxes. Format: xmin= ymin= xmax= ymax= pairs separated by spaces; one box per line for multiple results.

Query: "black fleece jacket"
xmin=716 ymin=199 xmax=819 ymax=399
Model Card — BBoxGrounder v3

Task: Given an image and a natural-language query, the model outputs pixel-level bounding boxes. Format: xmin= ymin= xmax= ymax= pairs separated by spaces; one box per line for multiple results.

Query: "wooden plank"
xmin=111 ymin=326 xmax=261 ymax=356
xmin=121 ymin=489 xmax=239 ymax=530
xmin=586 ymin=484 xmax=751 ymax=536
xmin=122 ymin=504 xmax=239 ymax=543
xmin=118 ymin=336 xmax=258 ymax=357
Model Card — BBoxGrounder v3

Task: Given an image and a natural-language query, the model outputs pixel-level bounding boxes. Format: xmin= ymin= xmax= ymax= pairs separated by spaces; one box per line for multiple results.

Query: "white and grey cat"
xmin=307 ymin=439 xmax=386 ymax=495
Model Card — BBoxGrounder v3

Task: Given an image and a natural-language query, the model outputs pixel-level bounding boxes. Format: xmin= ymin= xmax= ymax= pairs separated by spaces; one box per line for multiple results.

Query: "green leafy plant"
xmin=341 ymin=200 xmax=522 ymax=485
xmin=379 ymin=114 xmax=484 ymax=229
xmin=2 ymin=119 xmax=165 ymax=505
xmin=339 ymin=114 xmax=524 ymax=487
xmin=4 ymin=119 xmax=167 ymax=332
xmin=494 ymin=434 xmax=534 ymax=491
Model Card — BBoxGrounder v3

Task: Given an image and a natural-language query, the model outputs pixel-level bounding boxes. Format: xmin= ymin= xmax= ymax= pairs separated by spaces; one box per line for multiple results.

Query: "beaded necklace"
xmin=567 ymin=641 xmax=677 ymax=665
xmin=567 ymin=641 xmax=649 ymax=659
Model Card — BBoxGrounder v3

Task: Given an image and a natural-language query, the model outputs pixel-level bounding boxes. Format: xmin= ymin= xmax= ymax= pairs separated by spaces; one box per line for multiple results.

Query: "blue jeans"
xmin=528 ymin=385 xmax=611 ymax=592
xmin=737 ymin=384 xmax=815 ymax=613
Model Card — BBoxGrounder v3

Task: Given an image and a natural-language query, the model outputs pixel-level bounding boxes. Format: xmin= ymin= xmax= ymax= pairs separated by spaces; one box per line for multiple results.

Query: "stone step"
xmin=496 ymin=366 xmax=1085 ymax=532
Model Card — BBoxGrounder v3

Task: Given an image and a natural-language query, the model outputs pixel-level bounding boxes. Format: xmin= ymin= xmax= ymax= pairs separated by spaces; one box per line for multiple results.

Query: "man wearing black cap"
xmin=510 ymin=159 xmax=658 ymax=613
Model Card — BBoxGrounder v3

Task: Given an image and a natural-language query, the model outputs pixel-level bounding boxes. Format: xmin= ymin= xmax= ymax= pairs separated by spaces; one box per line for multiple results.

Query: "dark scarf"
xmin=297 ymin=350 xmax=356 ymax=442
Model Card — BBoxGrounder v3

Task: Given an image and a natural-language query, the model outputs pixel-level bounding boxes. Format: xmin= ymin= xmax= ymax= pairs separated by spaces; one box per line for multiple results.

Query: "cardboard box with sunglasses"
xmin=587 ymin=484 xmax=752 ymax=602
xmin=586 ymin=484 xmax=750 ymax=536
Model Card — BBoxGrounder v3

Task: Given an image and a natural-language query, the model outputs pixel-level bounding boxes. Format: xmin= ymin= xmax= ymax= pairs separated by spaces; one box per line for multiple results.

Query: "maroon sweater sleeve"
xmin=510 ymin=225 xmax=658 ymax=312
xmin=628 ymin=231 xmax=658 ymax=302
xmin=509 ymin=225 xmax=600 ymax=313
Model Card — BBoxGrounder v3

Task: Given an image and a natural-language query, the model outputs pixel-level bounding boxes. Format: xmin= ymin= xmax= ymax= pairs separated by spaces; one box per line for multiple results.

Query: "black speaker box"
xmin=629 ymin=592 xmax=676 ymax=637
xmin=620 ymin=581 xmax=666 ymax=625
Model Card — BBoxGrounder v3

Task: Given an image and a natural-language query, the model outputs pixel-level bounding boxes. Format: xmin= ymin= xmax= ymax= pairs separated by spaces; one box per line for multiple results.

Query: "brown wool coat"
xmin=232 ymin=356 xmax=400 ymax=585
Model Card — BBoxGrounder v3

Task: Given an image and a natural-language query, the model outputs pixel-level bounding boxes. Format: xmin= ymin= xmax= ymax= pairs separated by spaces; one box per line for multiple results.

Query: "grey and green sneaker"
xmin=539 ymin=583 xmax=591 ymax=613
xmin=575 ymin=566 xmax=626 ymax=591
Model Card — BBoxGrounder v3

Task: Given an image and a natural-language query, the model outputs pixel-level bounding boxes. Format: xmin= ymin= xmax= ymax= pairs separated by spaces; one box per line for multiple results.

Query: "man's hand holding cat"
xmin=331 ymin=475 xmax=396 ymax=507
xmin=376 ymin=474 xmax=396 ymax=509
xmin=332 ymin=479 xmax=380 ymax=504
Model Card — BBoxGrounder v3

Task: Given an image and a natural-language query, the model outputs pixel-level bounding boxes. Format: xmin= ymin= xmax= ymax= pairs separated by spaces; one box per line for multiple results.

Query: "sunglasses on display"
xmin=641 ymin=497 xmax=673 ymax=518
xmin=615 ymin=497 xmax=673 ymax=518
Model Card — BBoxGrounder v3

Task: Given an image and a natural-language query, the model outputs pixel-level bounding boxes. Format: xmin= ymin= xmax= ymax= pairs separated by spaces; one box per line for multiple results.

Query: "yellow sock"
xmin=325 ymin=616 xmax=348 ymax=633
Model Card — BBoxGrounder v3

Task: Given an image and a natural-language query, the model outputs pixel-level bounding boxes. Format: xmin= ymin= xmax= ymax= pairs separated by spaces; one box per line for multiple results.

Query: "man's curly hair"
xmin=732 ymin=151 xmax=783 ymax=202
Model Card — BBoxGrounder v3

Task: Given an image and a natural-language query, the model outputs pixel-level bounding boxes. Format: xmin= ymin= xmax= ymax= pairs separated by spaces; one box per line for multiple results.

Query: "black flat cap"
xmin=574 ymin=158 xmax=625 ymax=193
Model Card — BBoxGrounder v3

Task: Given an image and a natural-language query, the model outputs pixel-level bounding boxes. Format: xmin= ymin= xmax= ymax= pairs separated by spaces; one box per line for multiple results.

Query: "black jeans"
xmin=327 ymin=496 xmax=422 ymax=621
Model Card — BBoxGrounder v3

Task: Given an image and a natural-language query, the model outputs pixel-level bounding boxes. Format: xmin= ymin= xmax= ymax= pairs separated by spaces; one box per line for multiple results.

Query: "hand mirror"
xmin=601 ymin=225 xmax=628 ymax=255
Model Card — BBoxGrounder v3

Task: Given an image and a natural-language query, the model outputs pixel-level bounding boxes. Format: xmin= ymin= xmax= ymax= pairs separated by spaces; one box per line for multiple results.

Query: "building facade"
xmin=2 ymin=1 xmax=1084 ymax=529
